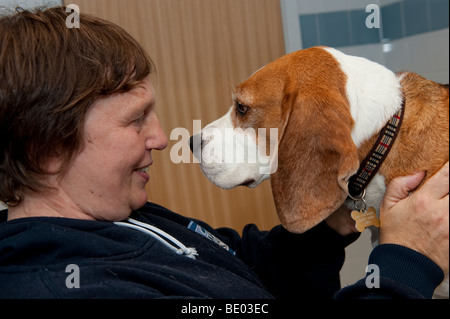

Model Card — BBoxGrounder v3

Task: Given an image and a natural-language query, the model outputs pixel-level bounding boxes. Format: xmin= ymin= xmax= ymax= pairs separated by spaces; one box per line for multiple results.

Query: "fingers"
xmin=325 ymin=205 xmax=358 ymax=236
xmin=419 ymin=162 xmax=449 ymax=200
xmin=379 ymin=162 xmax=449 ymax=274
xmin=383 ymin=171 xmax=425 ymax=210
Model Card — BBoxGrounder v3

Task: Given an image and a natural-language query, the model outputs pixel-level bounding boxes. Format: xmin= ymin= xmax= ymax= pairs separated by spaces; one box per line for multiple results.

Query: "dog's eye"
xmin=235 ymin=101 xmax=249 ymax=115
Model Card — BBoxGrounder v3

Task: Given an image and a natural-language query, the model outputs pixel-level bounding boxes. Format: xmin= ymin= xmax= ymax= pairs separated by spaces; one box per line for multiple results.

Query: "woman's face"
xmin=56 ymin=77 xmax=168 ymax=221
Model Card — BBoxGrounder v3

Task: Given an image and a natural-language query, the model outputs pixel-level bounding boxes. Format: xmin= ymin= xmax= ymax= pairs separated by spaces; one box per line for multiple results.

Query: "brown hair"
xmin=0 ymin=6 xmax=154 ymax=206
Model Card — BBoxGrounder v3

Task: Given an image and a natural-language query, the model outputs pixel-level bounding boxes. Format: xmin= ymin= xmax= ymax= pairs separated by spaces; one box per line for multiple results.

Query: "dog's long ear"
xmin=271 ymin=93 xmax=359 ymax=233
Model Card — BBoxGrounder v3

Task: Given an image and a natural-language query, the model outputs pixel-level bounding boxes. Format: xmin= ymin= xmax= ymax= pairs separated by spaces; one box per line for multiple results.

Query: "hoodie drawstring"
xmin=114 ymin=218 xmax=198 ymax=260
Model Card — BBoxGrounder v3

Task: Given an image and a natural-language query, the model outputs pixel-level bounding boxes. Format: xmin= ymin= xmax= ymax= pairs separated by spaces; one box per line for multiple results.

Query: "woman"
xmin=0 ymin=7 xmax=447 ymax=299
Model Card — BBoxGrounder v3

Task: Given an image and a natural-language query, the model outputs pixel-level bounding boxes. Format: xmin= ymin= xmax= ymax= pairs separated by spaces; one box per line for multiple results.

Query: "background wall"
xmin=0 ymin=0 xmax=62 ymax=15
xmin=281 ymin=0 xmax=449 ymax=82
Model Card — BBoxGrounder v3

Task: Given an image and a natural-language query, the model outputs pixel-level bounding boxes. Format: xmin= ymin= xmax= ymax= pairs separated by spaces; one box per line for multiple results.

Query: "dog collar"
xmin=347 ymin=99 xmax=405 ymax=199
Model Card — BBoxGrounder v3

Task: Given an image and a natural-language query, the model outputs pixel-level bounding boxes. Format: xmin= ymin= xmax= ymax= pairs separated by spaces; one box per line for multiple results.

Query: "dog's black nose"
xmin=189 ymin=135 xmax=194 ymax=153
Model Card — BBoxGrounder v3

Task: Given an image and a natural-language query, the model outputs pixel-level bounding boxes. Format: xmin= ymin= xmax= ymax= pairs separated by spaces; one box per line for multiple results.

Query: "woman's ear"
xmin=271 ymin=94 xmax=359 ymax=233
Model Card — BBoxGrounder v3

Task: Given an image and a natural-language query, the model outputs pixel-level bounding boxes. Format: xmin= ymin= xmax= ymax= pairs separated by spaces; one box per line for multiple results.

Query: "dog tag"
xmin=351 ymin=206 xmax=380 ymax=232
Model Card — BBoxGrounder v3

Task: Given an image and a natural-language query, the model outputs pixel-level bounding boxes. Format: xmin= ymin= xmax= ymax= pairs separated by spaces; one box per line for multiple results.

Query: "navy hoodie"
xmin=0 ymin=202 xmax=443 ymax=299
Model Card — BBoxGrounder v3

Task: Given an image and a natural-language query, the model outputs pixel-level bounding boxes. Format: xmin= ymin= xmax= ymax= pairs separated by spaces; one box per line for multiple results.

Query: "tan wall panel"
xmin=66 ymin=0 xmax=285 ymax=231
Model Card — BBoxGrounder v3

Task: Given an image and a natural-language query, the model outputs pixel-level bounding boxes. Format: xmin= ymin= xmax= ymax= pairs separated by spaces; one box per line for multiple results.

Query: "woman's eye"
xmin=133 ymin=114 xmax=145 ymax=125
xmin=236 ymin=102 xmax=249 ymax=115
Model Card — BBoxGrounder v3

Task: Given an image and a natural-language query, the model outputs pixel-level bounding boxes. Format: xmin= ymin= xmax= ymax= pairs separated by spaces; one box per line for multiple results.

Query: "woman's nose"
xmin=145 ymin=115 xmax=168 ymax=151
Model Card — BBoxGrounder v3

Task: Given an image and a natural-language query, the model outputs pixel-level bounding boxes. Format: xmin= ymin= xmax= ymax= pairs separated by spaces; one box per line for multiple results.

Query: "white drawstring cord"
xmin=114 ymin=218 xmax=198 ymax=260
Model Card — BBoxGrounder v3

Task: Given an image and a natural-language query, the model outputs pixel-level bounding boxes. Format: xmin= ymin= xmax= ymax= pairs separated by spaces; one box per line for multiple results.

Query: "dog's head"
xmin=191 ymin=46 xmax=401 ymax=233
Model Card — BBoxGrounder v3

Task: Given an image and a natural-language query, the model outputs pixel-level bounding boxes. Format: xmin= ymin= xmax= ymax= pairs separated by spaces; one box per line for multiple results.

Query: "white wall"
xmin=280 ymin=0 xmax=449 ymax=83
xmin=0 ymin=0 xmax=62 ymax=16
xmin=383 ymin=28 xmax=449 ymax=83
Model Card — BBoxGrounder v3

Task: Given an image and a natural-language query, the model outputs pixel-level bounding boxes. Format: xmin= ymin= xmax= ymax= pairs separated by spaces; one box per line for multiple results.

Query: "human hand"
xmin=379 ymin=162 xmax=449 ymax=274
xmin=325 ymin=205 xmax=358 ymax=236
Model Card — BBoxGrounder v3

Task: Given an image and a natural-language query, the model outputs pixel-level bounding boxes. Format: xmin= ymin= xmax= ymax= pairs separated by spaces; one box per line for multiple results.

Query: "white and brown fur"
xmin=191 ymin=46 xmax=449 ymax=297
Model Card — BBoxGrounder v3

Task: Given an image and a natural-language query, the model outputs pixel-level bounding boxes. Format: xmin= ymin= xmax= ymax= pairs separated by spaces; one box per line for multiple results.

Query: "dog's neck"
xmin=355 ymin=71 xmax=449 ymax=186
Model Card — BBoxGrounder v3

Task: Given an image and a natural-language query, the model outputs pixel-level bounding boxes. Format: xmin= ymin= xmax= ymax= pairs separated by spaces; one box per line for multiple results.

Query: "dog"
xmin=190 ymin=46 xmax=449 ymax=297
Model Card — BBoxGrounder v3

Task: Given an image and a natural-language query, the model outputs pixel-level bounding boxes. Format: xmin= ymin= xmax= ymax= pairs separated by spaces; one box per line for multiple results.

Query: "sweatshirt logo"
xmin=187 ymin=221 xmax=236 ymax=256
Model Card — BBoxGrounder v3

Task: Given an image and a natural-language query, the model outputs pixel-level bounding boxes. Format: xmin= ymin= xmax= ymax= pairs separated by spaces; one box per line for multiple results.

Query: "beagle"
xmin=191 ymin=46 xmax=449 ymax=297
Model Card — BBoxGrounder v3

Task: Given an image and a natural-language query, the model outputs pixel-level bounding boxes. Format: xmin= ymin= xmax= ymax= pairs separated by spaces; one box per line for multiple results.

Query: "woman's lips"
xmin=135 ymin=165 xmax=150 ymax=182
